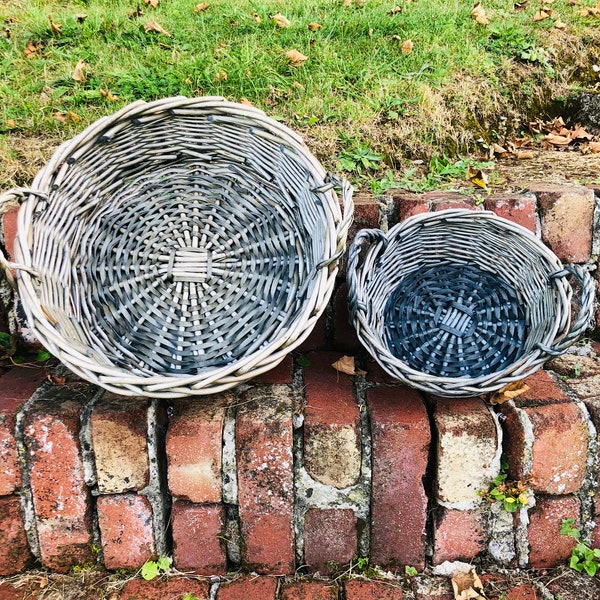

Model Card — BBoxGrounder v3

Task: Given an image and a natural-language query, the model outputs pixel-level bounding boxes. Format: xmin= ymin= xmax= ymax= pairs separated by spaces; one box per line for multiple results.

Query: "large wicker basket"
xmin=0 ymin=97 xmax=353 ymax=398
xmin=347 ymin=209 xmax=595 ymax=398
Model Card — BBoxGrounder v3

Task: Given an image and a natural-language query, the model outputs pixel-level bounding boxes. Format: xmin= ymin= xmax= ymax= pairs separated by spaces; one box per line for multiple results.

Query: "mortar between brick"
xmin=222 ymin=403 xmax=242 ymax=567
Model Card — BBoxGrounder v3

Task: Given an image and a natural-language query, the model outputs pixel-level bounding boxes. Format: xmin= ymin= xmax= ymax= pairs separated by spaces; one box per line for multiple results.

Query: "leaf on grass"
xmin=74 ymin=13 xmax=88 ymax=23
xmin=533 ymin=9 xmax=552 ymax=20
xmin=308 ymin=21 xmax=322 ymax=30
xmin=580 ymin=6 xmax=600 ymax=16
xmin=53 ymin=111 xmax=82 ymax=123
xmin=514 ymin=0 xmax=528 ymax=11
xmin=468 ymin=168 xmax=489 ymax=189
xmin=145 ymin=20 xmax=171 ymax=35
xmin=332 ymin=356 xmax=367 ymax=377
xmin=489 ymin=380 xmax=530 ymax=405
xmin=129 ymin=7 xmax=144 ymax=18
xmin=24 ymin=40 xmax=44 ymax=59
xmin=286 ymin=49 xmax=308 ymax=66
xmin=388 ymin=6 xmax=403 ymax=14
xmin=100 ymin=89 xmax=119 ymax=101
xmin=72 ymin=59 xmax=86 ymax=83
xmin=554 ymin=18 xmax=567 ymax=29
xmin=253 ymin=13 xmax=262 ymax=23
xmin=239 ymin=97 xmax=253 ymax=106
xmin=195 ymin=2 xmax=210 ymax=12
xmin=271 ymin=13 xmax=291 ymax=27
xmin=6 ymin=118 xmax=15 ymax=129
xmin=144 ymin=0 xmax=159 ymax=7
xmin=451 ymin=569 xmax=486 ymax=600
xmin=48 ymin=15 xmax=62 ymax=34
xmin=213 ymin=70 xmax=228 ymax=82
xmin=470 ymin=3 xmax=490 ymax=25
xmin=401 ymin=39 xmax=413 ymax=54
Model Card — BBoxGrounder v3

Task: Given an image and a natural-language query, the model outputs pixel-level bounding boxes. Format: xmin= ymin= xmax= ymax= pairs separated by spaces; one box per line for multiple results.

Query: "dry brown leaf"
xmin=491 ymin=142 xmax=508 ymax=155
xmin=129 ymin=7 xmax=144 ymax=18
xmin=392 ymin=34 xmax=402 ymax=40
xmin=239 ymin=97 xmax=253 ymax=106
xmin=514 ymin=0 xmax=528 ymax=11
xmin=533 ymin=9 xmax=552 ymax=20
xmin=388 ymin=5 xmax=403 ymax=14
xmin=6 ymin=118 xmax=15 ymax=129
xmin=100 ymin=89 xmax=119 ymax=101
xmin=571 ymin=124 xmax=593 ymax=140
xmin=53 ymin=111 xmax=82 ymax=123
xmin=451 ymin=569 xmax=486 ymax=600
xmin=74 ymin=13 xmax=88 ymax=23
xmin=195 ymin=2 xmax=210 ymax=11
xmin=554 ymin=18 xmax=567 ymax=29
xmin=213 ymin=70 xmax=228 ymax=82
xmin=72 ymin=59 xmax=86 ymax=83
xmin=145 ymin=20 xmax=171 ymax=35
xmin=401 ymin=39 xmax=413 ymax=54
xmin=48 ymin=15 xmax=62 ymax=34
xmin=144 ymin=0 xmax=159 ymax=7
xmin=544 ymin=132 xmax=571 ymax=146
xmin=470 ymin=3 xmax=490 ymax=24
xmin=589 ymin=141 xmax=600 ymax=153
xmin=253 ymin=12 xmax=262 ymax=23
xmin=24 ymin=40 xmax=43 ymax=59
xmin=272 ymin=13 xmax=291 ymax=27
xmin=489 ymin=380 xmax=530 ymax=405
xmin=580 ymin=6 xmax=600 ymax=16
xmin=308 ymin=21 xmax=322 ymax=31
xmin=514 ymin=149 xmax=535 ymax=159
xmin=332 ymin=356 xmax=367 ymax=377
xmin=286 ymin=48 xmax=308 ymax=66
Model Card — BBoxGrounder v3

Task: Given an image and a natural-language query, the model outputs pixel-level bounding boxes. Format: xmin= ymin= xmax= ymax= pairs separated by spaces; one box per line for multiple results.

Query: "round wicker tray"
xmin=0 ymin=97 xmax=353 ymax=398
xmin=347 ymin=209 xmax=595 ymax=397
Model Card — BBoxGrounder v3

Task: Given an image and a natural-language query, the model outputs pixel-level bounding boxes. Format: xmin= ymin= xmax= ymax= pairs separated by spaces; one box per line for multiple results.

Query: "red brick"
xmin=91 ymin=395 xmax=149 ymax=494
xmin=347 ymin=194 xmax=381 ymax=246
xmin=171 ymin=501 xmax=226 ymax=575
xmin=304 ymin=508 xmax=357 ymax=574
xmin=2 ymin=205 xmax=18 ymax=261
xmin=304 ymin=352 xmax=361 ymax=488
xmin=392 ymin=193 xmax=430 ymax=221
xmin=298 ymin=313 xmax=328 ymax=352
xmin=167 ymin=398 xmax=226 ymax=503
xmin=255 ymin=355 xmax=294 ymax=384
xmin=527 ymin=495 xmax=579 ymax=568
xmin=345 ymin=579 xmax=404 ymax=599
xmin=97 ymin=494 xmax=155 ymax=570
xmin=369 ymin=386 xmax=430 ymax=569
xmin=505 ymin=585 xmax=540 ymax=600
xmin=281 ymin=581 xmax=338 ymax=600
xmin=484 ymin=193 xmax=537 ymax=233
xmin=514 ymin=370 xmax=571 ymax=406
xmin=364 ymin=359 xmax=398 ymax=384
xmin=24 ymin=389 xmax=94 ymax=572
xmin=0 ymin=581 xmax=38 ymax=600
xmin=333 ymin=283 xmax=361 ymax=353
xmin=216 ymin=576 xmax=278 ymax=600
xmin=0 ymin=367 xmax=46 ymax=494
xmin=0 ymin=495 xmax=33 ymax=575
xmin=433 ymin=509 xmax=486 ymax=565
xmin=428 ymin=193 xmax=479 ymax=212
xmin=119 ymin=577 xmax=210 ymax=600
xmin=236 ymin=386 xmax=294 ymax=574
xmin=529 ymin=182 xmax=594 ymax=263
xmin=503 ymin=400 xmax=589 ymax=494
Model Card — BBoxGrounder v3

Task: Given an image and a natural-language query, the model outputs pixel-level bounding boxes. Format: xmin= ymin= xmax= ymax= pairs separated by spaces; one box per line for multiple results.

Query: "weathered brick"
xmin=345 ymin=579 xmax=404 ymax=599
xmin=364 ymin=359 xmax=399 ymax=384
xmin=369 ymin=387 xmax=430 ymax=569
xmin=0 ymin=580 xmax=39 ymax=600
xmin=333 ymin=284 xmax=361 ymax=353
xmin=484 ymin=193 xmax=537 ymax=233
xmin=97 ymin=494 xmax=155 ymax=570
xmin=502 ymin=400 xmax=589 ymax=494
xmin=527 ymin=495 xmax=579 ymax=568
xmin=91 ymin=395 xmax=149 ymax=494
xmin=281 ymin=581 xmax=338 ymax=600
xmin=433 ymin=508 xmax=486 ymax=565
xmin=167 ymin=397 xmax=227 ymax=503
xmin=171 ymin=501 xmax=226 ymax=575
xmin=392 ymin=192 xmax=430 ymax=222
xmin=119 ymin=577 xmax=210 ymax=600
xmin=304 ymin=352 xmax=361 ymax=488
xmin=428 ymin=193 xmax=479 ymax=212
xmin=412 ymin=576 xmax=453 ymax=600
xmin=304 ymin=508 xmax=357 ymax=574
xmin=298 ymin=313 xmax=328 ymax=352
xmin=583 ymin=397 xmax=600 ymax=514
xmin=2 ymin=204 xmax=18 ymax=261
xmin=347 ymin=194 xmax=381 ymax=246
xmin=0 ymin=367 xmax=46 ymax=494
xmin=513 ymin=370 xmax=571 ymax=406
xmin=216 ymin=576 xmax=278 ymax=600
xmin=0 ymin=495 xmax=33 ymax=575
xmin=236 ymin=386 xmax=294 ymax=574
xmin=24 ymin=388 xmax=94 ymax=572
xmin=504 ymin=585 xmax=540 ymax=600
xmin=433 ymin=398 xmax=499 ymax=508
xmin=529 ymin=182 xmax=594 ymax=263
xmin=255 ymin=355 xmax=294 ymax=385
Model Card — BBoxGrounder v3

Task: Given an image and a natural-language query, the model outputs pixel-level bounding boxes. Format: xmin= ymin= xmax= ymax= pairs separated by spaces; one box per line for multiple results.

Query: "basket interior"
xmin=29 ymin=112 xmax=335 ymax=376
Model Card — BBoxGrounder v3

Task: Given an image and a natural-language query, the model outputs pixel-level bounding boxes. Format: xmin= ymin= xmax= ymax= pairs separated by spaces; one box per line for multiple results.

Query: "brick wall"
xmin=1 ymin=182 xmax=600 ymax=579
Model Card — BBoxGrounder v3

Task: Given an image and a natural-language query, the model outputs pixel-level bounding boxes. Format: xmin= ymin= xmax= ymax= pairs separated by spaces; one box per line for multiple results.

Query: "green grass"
xmin=1 ymin=0 xmax=600 ymax=186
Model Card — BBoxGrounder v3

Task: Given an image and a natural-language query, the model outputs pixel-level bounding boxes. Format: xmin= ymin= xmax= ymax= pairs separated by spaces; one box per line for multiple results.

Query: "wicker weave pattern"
xmin=347 ymin=209 xmax=595 ymax=397
xmin=0 ymin=97 xmax=353 ymax=397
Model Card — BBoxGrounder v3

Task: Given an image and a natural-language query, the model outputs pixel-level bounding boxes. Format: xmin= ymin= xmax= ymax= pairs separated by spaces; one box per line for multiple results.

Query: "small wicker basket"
xmin=347 ymin=209 xmax=595 ymax=398
xmin=0 ymin=96 xmax=353 ymax=398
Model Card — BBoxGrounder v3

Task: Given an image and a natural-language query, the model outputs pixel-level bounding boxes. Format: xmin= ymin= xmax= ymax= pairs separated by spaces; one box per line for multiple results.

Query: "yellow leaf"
xmin=194 ymin=2 xmax=210 ymax=11
xmin=253 ymin=12 xmax=262 ymax=23
xmin=468 ymin=168 xmax=489 ymax=189
xmin=100 ymin=89 xmax=119 ymax=101
xmin=470 ymin=3 xmax=490 ymax=24
xmin=271 ymin=13 xmax=291 ymax=27
xmin=308 ymin=21 xmax=322 ymax=31
xmin=48 ymin=15 xmax=62 ymax=34
xmin=213 ymin=70 xmax=228 ymax=82
xmin=145 ymin=20 xmax=171 ymax=36
xmin=332 ymin=356 xmax=367 ymax=377
xmin=239 ymin=97 xmax=253 ymax=106
xmin=401 ymin=39 xmax=413 ymax=54
xmin=533 ymin=9 xmax=552 ymax=20
xmin=286 ymin=49 xmax=309 ymax=67
xmin=144 ymin=0 xmax=159 ymax=7
xmin=489 ymin=380 xmax=530 ymax=405
xmin=53 ymin=111 xmax=81 ymax=123
xmin=72 ymin=59 xmax=86 ymax=83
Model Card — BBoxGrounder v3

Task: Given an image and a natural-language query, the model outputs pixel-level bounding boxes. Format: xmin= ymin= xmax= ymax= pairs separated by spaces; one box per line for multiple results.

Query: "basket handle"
xmin=346 ymin=228 xmax=388 ymax=324
xmin=538 ymin=264 xmax=596 ymax=357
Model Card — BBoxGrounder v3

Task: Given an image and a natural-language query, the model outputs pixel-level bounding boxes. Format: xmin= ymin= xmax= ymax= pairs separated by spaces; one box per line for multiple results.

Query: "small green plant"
xmin=479 ymin=472 xmax=529 ymax=513
xmin=140 ymin=556 xmax=172 ymax=580
xmin=561 ymin=518 xmax=600 ymax=576
xmin=337 ymin=143 xmax=384 ymax=175
xmin=182 ymin=594 xmax=201 ymax=600
xmin=405 ymin=565 xmax=418 ymax=577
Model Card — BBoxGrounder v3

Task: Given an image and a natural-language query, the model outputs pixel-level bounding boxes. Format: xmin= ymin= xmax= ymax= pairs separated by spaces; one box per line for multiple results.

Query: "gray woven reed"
xmin=0 ymin=96 xmax=353 ymax=398
xmin=347 ymin=209 xmax=595 ymax=398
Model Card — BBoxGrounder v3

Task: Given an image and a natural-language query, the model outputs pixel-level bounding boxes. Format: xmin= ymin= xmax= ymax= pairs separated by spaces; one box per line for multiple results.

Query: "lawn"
xmin=1 ymin=0 xmax=600 ymax=190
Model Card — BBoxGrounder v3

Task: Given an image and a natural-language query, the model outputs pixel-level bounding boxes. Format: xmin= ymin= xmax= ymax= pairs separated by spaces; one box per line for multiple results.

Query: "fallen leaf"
xmin=332 ymin=356 xmax=367 ymax=376
xmin=286 ymin=48 xmax=308 ymax=66
xmin=195 ymin=2 xmax=210 ymax=11
xmin=128 ymin=7 xmax=144 ymax=18
xmin=554 ymin=18 xmax=567 ymax=29
xmin=514 ymin=149 xmax=534 ymax=159
xmin=100 ymin=89 xmax=119 ymax=101
xmin=388 ymin=5 xmax=403 ymax=14
xmin=468 ymin=168 xmax=489 ymax=188
xmin=580 ymin=6 xmax=600 ymax=16
xmin=53 ymin=111 xmax=82 ymax=123
xmin=271 ymin=13 xmax=290 ymax=27
xmin=253 ymin=12 xmax=262 ymax=23
xmin=239 ymin=97 xmax=253 ymax=106
xmin=74 ymin=13 xmax=88 ymax=23
xmin=24 ymin=39 xmax=43 ymax=59
xmin=571 ymin=124 xmax=593 ymax=140
xmin=513 ymin=0 xmax=528 ymax=11
xmin=392 ymin=34 xmax=402 ymax=40
xmin=213 ymin=70 xmax=228 ymax=82
xmin=72 ymin=59 xmax=86 ymax=83
xmin=489 ymin=380 xmax=530 ymax=405
xmin=6 ymin=118 xmax=15 ymax=129
xmin=144 ymin=0 xmax=159 ymax=7
xmin=491 ymin=142 xmax=508 ymax=155
xmin=470 ymin=3 xmax=490 ymax=24
xmin=451 ymin=568 xmax=486 ymax=600
xmin=589 ymin=141 xmax=600 ymax=153
xmin=49 ymin=374 xmax=66 ymax=386
xmin=532 ymin=9 xmax=552 ymax=20
xmin=292 ymin=80 xmax=305 ymax=89
xmin=401 ymin=39 xmax=413 ymax=54
xmin=145 ymin=20 xmax=171 ymax=35
xmin=308 ymin=21 xmax=322 ymax=30
xmin=544 ymin=132 xmax=571 ymax=146
xmin=48 ymin=15 xmax=62 ymax=34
